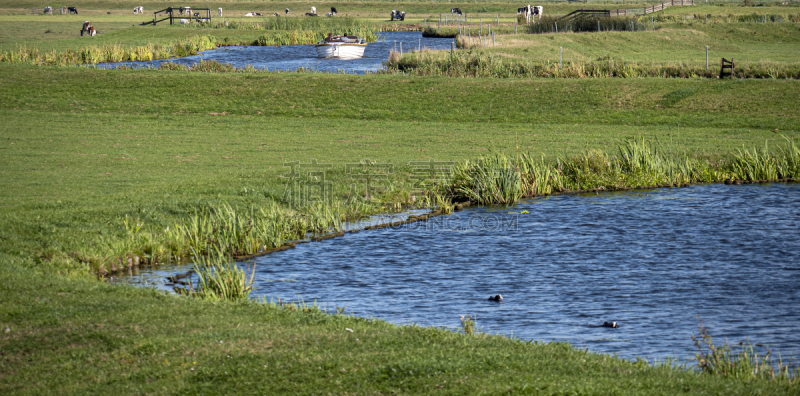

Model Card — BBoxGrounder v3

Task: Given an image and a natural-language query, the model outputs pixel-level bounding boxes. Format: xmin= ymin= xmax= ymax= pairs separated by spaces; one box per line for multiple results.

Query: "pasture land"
xmin=1 ymin=1 xmax=800 ymax=394
xmin=1 ymin=63 xmax=798 ymax=272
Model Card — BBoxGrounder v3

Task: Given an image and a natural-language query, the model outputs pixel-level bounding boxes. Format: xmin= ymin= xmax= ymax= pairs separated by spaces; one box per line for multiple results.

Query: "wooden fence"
xmin=610 ymin=0 xmax=695 ymax=16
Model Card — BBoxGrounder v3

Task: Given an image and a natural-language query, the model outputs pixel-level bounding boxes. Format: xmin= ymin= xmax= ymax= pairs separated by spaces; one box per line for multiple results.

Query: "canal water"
xmin=98 ymin=31 xmax=455 ymax=73
xmin=118 ymin=183 xmax=800 ymax=364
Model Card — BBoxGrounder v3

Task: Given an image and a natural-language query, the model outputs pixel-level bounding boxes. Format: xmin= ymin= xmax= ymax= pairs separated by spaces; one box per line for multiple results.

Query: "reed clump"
xmin=421 ymin=26 xmax=458 ymax=38
xmin=189 ymin=248 xmax=255 ymax=301
xmin=693 ymin=317 xmax=799 ymax=383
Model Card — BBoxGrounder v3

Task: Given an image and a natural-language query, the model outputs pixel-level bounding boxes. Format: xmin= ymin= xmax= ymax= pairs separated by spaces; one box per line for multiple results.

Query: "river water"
xmin=98 ymin=31 xmax=455 ymax=73
xmin=118 ymin=183 xmax=800 ymax=364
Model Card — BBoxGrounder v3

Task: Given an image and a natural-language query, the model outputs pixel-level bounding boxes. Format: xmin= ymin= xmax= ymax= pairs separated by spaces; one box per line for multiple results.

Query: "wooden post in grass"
xmin=560 ymin=47 xmax=562 ymax=69
xmin=720 ymin=58 xmax=734 ymax=79
xmin=705 ymin=46 xmax=709 ymax=70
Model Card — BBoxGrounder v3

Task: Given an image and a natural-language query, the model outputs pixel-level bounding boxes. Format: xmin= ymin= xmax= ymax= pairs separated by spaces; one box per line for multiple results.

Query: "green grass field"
xmin=2 ymin=1 xmax=800 ymax=393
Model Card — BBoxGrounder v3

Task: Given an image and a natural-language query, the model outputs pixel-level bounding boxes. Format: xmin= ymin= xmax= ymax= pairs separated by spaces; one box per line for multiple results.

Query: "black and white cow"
xmin=451 ymin=8 xmax=463 ymax=15
xmin=285 ymin=8 xmax=289 ymax=15
xmin=68 ymin=6 xmax=78 ymax=14
xmin=218 ymin=8 xmax=223 ymax=17
xmin=390 ymin=10 xmax=406 ymax=21
xmin=133 ymin=6 xmax=143 ymax=14
xmin=517 ymin=5 xmax=543 ymax=23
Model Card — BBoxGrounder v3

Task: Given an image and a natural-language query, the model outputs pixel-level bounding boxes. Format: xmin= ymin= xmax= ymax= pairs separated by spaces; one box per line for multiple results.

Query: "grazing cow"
xmin=519 ymin=5 xmax=532 ymax=23
xmin=331 ymin=7 xmax=337 ymax=15
xmin=218 ymin=8 xmax=223 ymax=17
xmin=133 ymin=6 xmax=144 ymax=14
xmin=451 ymin=8 xmax=463 ymax=15
xmin=254 ymin=12 xmax=263 ymax=16
xmin=81 ymin=21 xmax=95 ymax=36
xmin=273 ymin=13 xmax=280 ymax=17
xmin=44 ymin=6 xmax=52 ymax=14
xmin=61 ymin=6 xmax=66 ymax=14
xmin=390 ymin=10 xmax=406 ymax=21
xmin=285 ymin=8 xmax=289 ymax=15
xmin=68 ymin=6 xmax=78 ymax=14
xmin=534 ymin=6 xmax=543 ymax=20
xmin=244 ymin=12 xmax=255 ymax=17
xmin=518 ymin=5 xmax=542 ymax=23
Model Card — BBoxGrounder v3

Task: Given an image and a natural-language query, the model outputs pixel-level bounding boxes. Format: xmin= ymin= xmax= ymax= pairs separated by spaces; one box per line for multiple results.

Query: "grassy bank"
xmin=2 ymin=1 xmax=800 ymax=392
xmin=393 ymin=22 xmax=800 ymax=78
xmin=5 ymin=255 xmax=799 ymax=395
xmin=1 ymin=63 xmax=798 ymax=274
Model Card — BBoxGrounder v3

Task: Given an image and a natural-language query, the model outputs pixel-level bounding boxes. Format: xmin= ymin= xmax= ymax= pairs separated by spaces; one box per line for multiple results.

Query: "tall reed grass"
xmin=526 ymin=16 xmax=646 ymax=34
xmin=446 ymin=137 xmax=800 ymax=205
xmin=0 ymin=36 xmax=217 ymax=66
xmin=198 ymin=17 xmax=379 ymax=43
xmin=190 ymin=247 xmax=255 ymax=301
xmin=693 ymin=317 xmax=799 ymax=383
xmin=385 ymin=49 xmax=800 ymax=79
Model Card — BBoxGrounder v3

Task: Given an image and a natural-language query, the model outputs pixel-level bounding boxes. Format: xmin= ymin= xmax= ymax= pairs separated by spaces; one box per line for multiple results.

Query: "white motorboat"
xmin=315 ymin=35 xmax=367 ymax=59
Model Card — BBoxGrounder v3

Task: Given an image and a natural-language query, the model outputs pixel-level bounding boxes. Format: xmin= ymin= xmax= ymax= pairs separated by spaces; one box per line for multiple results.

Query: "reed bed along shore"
xmin=387 ymin=49 xmax=800 ymax=79
xmin=52 ymin=200 xmax=362 ymax=276
xmin=37 ymin=137 xmax=800 ymax=277
xmin=0 ymin=35 xmax=217 ymax=66
xmin=447 ymin=137 xmax=800 ymax=205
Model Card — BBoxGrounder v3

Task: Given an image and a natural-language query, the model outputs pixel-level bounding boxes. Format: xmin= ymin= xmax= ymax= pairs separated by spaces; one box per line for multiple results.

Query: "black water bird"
xmin=488 ymin=294 xmax=503 ymax=302
xmin=602 ymin=321 xmax=618 ymax=328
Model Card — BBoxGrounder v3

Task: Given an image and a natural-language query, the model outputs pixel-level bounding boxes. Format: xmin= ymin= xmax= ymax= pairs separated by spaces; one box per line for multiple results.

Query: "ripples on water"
xmin=121 ymin=183 xmax=800 ymax=363
xmin=99 ymin=31 xmax=454 ymax=73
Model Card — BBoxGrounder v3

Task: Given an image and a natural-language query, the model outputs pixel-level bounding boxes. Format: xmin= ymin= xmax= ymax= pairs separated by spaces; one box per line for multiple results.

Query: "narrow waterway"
xmin=98 ymin=31 xmax=454 ymax=73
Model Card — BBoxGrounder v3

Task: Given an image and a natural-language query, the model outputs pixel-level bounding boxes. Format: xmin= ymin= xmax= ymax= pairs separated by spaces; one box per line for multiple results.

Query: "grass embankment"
xmin=1 ymin=63 xmax=799 ymax=275
xmin=1 ymin=2 xmax=800 ymax=391
xmin=6 ymin=255 xmax=800 ymax=395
